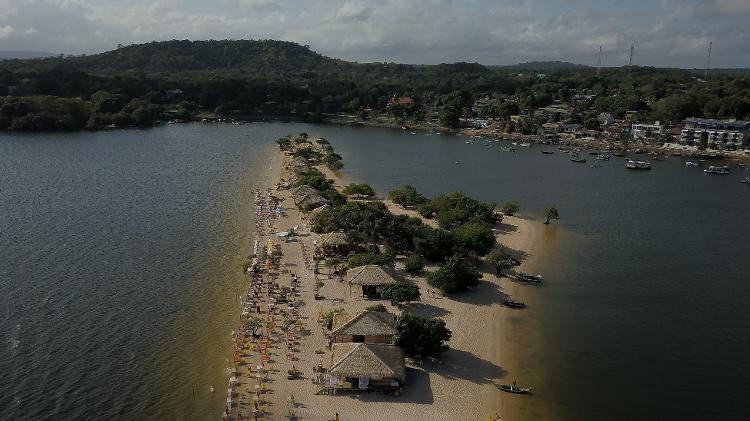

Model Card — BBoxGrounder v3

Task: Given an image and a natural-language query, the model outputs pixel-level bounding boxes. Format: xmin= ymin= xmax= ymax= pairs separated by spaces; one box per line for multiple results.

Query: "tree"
xmin=388 ymin=185 xmax=426 ymax=208
xmin=544 ymin=207 xmax=559 ymax=224
xmin=698 ymin=131 xmax=709 ymax=150
xmin=426 ymin=254 xmax=481 ymax=293
xmin=347 ymin=251 xmax=395 ymax=268
xmin=382 ymin=283 xmax=421 ymax=305
xmin=342 ymin=183 xmax=375 ymax=197
xmin=487 ymin=246 xmax=521 ymax=275
xmin=452 ymin=222 xmax=496 ymax=256
xmin=413 ymin=226 xmax=455 ymax=262
xmin=501 ymin=201 xmax=519 ymax=216
xmin=247 ymin=317 xmax=264 ymax=337
xmin=403 ymin=254 xmax=424 ymax=275
xmin=394 ymin=314 xmax=451 ymax=358
xmin=438 ymin=105 xmax=460 ymax=129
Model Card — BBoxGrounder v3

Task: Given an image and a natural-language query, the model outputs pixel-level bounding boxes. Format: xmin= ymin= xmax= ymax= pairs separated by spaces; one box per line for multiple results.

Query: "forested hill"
xmin=1 ymin=39 xmax=749 ymax=132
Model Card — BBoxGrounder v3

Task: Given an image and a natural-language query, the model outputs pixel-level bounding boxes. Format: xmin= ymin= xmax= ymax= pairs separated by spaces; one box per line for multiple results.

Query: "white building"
xmin=632 ymin=121 xmax=664 ymax=142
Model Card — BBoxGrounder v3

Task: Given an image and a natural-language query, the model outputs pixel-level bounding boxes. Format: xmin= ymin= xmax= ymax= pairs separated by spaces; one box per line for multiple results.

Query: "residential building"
xmin=632 ymin=121 xmax=664 ymax=143
xmin=597 ymin=113 xmax=615 ymax=127
xmin=680 ymin=118 xmax=750 ymax=148
xmin=327 ymin=343 xmax=405 ymax=394
xmin=346 ymin=265 xmax=398 ymax=298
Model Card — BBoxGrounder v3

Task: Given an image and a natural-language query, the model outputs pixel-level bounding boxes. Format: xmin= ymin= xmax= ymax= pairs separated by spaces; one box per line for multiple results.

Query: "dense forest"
xmin=1 ymin=39 xmax=749 ymax=131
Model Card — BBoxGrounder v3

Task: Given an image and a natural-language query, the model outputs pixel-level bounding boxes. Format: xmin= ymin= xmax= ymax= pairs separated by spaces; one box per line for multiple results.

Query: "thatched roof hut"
xmin=292 ymin=185 xmax=330 ymax=211
xmin=329 ymin=342 xmax=406 ymax=383
xmin=330 ymin=310 xmax=397 ymax=344
xmin=286 ymin=157 xmax=311 ymax=174
xmin=346 ymin=265 xmax=398 ymax=298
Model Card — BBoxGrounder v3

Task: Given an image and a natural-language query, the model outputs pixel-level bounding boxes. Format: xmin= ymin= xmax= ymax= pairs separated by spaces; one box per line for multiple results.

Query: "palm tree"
xmin=544 ymin=207 xmax=559 ymax=225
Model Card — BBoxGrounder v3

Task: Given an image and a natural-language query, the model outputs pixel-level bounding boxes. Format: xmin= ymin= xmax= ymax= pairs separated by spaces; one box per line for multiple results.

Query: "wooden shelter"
xmin=330 ymin=310 xmax=397 ymax=344
xmin=327 ymin=342 xmax=405 ymax=394
xmin=319 ymin=231 xmax=353 ymax=256
xmin=346 ymin=265 xmax=398 ymax=299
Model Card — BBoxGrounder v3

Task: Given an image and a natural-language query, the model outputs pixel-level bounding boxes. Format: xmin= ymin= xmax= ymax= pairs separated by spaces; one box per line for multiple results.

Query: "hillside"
xmin=496 ymin=61 xmax=590 ymax=72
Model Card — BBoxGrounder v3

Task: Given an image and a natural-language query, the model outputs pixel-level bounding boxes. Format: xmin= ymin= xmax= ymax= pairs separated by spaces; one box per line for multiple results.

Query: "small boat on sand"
xmin=498 ymin=383 xmax=532 ymax=394
xmin=502 ymin=299 xmax=527 ymax=309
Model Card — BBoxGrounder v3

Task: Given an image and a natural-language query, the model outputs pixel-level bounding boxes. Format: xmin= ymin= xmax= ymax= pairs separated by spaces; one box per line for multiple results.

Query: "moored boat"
xmin=626 ymin=159 xmax=651 ymax=170
xmin=704 ymin=165 xmax=731 ymax=175
xmin=517 ymin=272 xmax=544 ymax=283
xmin=570 ymin=154 xmax=587 ymax=163
xmin=498 ymin=383 xmax=532 ymax=394
xmin=541 ymin=150 xmax=554 ymax=154
xmin=685 ymin=161 xmax=700 ymax=167
xmin=502 ymin=298 xmax=527 ymax=309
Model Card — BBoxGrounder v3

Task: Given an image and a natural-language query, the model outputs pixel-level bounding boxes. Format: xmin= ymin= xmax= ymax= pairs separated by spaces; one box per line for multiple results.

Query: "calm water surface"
xmin=2 ymin=122 xmax=749 ymax=420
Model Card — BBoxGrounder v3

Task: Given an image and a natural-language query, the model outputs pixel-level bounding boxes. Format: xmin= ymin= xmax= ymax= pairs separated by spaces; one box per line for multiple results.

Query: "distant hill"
xmin=496 ymin=61 xmax=590 ymax=72
xmin=0 ymin=50 xmax=55 ymax=60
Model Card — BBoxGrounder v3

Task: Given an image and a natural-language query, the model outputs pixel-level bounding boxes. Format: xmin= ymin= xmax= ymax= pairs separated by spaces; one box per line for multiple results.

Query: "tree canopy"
xmin=394 ymin=314 xmax=451 ymax=358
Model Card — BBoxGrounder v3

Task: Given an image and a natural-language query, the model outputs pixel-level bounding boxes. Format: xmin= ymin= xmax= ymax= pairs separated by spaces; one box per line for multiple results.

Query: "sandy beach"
xmin=224 ymin=140 xmax=544 ymax=421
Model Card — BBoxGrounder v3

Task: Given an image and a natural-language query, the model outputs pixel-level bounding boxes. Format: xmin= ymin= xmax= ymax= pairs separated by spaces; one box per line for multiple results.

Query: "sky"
xmin=0 ymin=0 xmax=749 ymax=68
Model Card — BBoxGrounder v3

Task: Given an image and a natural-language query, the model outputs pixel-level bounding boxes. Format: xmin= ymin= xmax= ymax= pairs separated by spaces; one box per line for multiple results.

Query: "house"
xmin=680 ymin=118 xmax=750 ymax=149
xmin=597 ymin=113 xmax=615 ymax=127
xmin=632 ymin=122 xmax=664 ymax=143
xmin=346 ymin=265 xmax=398 ymax=298
xmin=327 ymin=342 xmax=405 ymax=394
xmin=292 ymin=185 xmax=330 ymax=211
xmin=330 ymin=310 xmax=397 ymax=344
xmin=561 ymin=124 xmax=583 ymax=134
xmin=387 ymin=95 xmax=414 ymax=107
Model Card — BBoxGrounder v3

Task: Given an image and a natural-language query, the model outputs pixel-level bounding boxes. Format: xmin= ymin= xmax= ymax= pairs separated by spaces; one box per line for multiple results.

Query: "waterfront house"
xmin=632 ymin=121 xmax=664 ymax=143
xmin=347 ymin=265 xmax=398 ymax=298
xmin=597 ymin=112 xmax=615 ymax=127
xmin=680 ymin=118 xmax=750 ymax=149
xmin=330 ymin=310 xmax=397 ymax=344
xmin=327 ymin=342 xmax=405 ymax=394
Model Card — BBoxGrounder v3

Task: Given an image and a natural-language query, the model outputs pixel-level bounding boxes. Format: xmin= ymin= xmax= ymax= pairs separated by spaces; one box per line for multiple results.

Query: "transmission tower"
xmin=597 ymin=46 xmax=602 ymax=75
xmin=628 ymin=42 xmax=635 ymax=66
xmin=705 ymin=41 xmax=712 ymax=79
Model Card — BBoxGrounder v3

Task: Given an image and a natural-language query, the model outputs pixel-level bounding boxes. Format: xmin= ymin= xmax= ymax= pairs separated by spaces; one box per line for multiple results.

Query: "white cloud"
xmin=0 ymin=24 xmax=13 ymax=39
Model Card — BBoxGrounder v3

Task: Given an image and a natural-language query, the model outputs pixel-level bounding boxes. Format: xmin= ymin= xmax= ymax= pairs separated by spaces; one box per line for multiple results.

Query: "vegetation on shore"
xmin=3 ymin=39 xmax=750 ymax=132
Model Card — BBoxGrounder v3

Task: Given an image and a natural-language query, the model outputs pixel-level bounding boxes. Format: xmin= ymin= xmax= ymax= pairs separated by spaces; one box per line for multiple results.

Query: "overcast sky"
xmin=1 ymin=0 xmax=749 ymax=68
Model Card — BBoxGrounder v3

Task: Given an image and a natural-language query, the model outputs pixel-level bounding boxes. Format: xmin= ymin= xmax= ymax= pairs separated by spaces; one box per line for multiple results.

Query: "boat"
xmin=596 ymin=153 xmax=611 ymax=161
xmin=704 ymin=166 xmax=731 ymax=175
xmin=740 ymin=177 xmax=750 ymax=184
xmin=612 ymin=151 xmax=626 ymax=157
xmin=570 ymin=154 xmax=587 ymax=163
xmin=588 ymin=151 xmax=600 ymax=156
xmin=519 ymin=142 xmax=531 ymax=148
xmin=517 ymin=272 xmax=544 ymax=283
xmin=626 ymin=159 xmax=651 ymax=170
xmin=541 ymin=150 xmax=554 ymax=154
xmin=498 ymin=383 xmax=532 ymax=394
xmin=511 ymin=142 xmax=518 ymax=146
xmin=502 ymin=299 xmax=527 ymax=309
xmin=685 ymin=161 xmax=700 ymax=167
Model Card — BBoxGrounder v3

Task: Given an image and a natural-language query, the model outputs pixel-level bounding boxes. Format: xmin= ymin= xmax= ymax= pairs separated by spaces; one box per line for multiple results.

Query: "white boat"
xmin=626 ymin=159 xmax=651 ymax=170
xmin=685 ymin=161 xmax=700 ymax=167
xmin=519 ymin=142 xmax=531 ymax=148
xmin=704 ymin=166 xmax=731 ymax=175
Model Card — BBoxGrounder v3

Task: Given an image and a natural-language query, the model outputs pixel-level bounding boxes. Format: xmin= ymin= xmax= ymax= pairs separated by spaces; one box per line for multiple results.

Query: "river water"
xmin=1 ymin=122 xmax=749 ymax=420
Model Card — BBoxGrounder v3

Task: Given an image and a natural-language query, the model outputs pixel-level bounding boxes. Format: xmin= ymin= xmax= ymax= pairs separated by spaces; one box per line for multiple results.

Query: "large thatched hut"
xmin=346 ymin=265 xmax=398 ymax=299
xmin=327 ymin=342 xmax=405 ymax=394
xmin=319 ymin=231 xmax=353 ymax=256
xmin=292 ymin=185 xmax=330 ymax=211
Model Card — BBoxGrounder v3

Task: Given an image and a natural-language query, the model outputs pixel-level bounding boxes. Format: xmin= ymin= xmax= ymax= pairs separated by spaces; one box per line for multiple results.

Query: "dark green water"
xmin=2 ymin=122 xmax=749 ymax=420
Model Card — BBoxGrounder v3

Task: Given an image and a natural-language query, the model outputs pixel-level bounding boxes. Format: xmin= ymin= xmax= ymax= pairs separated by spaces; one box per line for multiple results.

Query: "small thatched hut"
xmin=319 ymin=231 xmax=353 ymax=256
xmin=328 ymin=342 xmax=405 ymax=394
xmin=330 ymin=310 xmax=397 ymax=344
xmin=346 ymin=265 xmax=398 ymax=298
xmin=293 ymin=185 xmax=330 ymax=211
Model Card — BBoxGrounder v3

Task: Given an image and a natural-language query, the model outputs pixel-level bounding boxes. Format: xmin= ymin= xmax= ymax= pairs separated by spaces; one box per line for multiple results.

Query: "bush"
xmin=382 ymin=283 xmax=420 ymax=305
xmin=342 ymin=183 xmax=375 ymax=197
xmin=293 ymin=146 xmax=321 ymax=160
xmin=388 ymin=185 xmax=427 ymax=208
xmin=323 ymin=308 xmax=345 ymax=330
xmin=501 ymin=201 xmax=519 ymax=216
xmin=426 ymin=192 xmax=498 ymax=229
xmin=394 ymin=314 xmax=451 ymax=358
xmin=452 ymin=222 xmax=496 ymax=256
xmin=426 ymin=254 xmax=481 ymax=293
xmin=348 ymin=251 xmax=395 ymax=268
xmin=403 ymin=254 xmax=424 ymax=275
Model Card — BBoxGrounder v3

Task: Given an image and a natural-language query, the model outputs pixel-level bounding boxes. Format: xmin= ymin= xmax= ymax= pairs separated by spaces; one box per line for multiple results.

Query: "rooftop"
xmin=331 ymin=310 xmax=398 ymax=337
xmin=346 ymin=265 xmax=398 ymax=286
xmin=329 ymin=342 xmax=406 ymax=380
